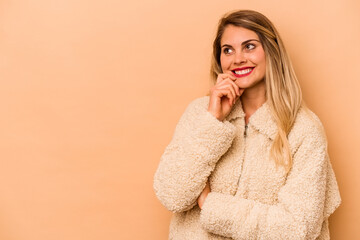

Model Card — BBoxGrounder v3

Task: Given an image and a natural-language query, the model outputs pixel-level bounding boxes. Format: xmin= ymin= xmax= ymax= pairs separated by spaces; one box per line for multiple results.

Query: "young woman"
xmin=154 ymin=10 xmax=341 ymax=239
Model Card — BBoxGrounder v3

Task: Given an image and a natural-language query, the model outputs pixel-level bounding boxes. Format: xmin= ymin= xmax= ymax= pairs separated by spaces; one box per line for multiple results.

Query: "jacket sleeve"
xmin=199 ymin=125 xmax=342 ymax=239
xmin=153 ymin=97 xmax=237 ymax=213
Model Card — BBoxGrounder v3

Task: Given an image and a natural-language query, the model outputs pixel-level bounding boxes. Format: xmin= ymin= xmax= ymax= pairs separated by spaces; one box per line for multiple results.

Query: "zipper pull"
xmin=244 ymin=124 xmax=248 ymax=137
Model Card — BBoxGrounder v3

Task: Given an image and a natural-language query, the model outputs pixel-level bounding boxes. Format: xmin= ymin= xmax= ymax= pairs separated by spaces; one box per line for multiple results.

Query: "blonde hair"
xmin=211 ymin=10 xmax=305 ymax=173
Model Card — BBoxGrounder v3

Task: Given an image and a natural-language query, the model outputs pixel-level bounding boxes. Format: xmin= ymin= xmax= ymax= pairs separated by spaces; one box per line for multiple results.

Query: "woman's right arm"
xmin=153 ymin=96 xmax=237 ymax=213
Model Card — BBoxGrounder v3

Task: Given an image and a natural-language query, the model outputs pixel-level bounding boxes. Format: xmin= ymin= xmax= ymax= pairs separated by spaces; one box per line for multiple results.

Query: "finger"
xmin=226 ymin=79 xmax=241 ymax=96
xmin=217 ymin=80 xmax=240 ymax=100
xmin=216 ymin=73 xmax=236 ymax=84
xmin=217 ymin=78 xmax=241 ymax=96
xmin=215 ymin=88 xmax=235 ymax=105
xmin=225 ymin=73 xmax=237 ymax=81
xmin=217 ymin=84 xmax=236 ymax=101
xmin=215 ymin=75 xmax=224 ymax=85
xmin=218 ymin=72 xmax=236 ymax=79
xmin=220 ymin=73 xmax=236 ymax=81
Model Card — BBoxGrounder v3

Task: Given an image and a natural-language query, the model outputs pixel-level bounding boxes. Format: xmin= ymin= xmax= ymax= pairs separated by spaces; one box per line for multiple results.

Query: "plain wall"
xmin=0 ymin=0 xmax=359 ymax=239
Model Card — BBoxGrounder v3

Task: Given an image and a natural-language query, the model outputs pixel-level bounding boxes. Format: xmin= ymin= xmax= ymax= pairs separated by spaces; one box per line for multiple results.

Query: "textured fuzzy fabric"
xmin=153 ymin=96 xmax=341 ymax=240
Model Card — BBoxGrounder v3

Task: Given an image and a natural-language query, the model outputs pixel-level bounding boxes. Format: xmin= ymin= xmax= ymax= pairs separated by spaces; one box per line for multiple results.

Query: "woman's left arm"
xmin=199 ymin=127 xmax=341 ymax=240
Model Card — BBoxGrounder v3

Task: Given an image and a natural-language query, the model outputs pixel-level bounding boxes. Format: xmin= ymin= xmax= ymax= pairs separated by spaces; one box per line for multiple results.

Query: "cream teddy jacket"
xmin=153 ymin=96 xmax=341 ymax=240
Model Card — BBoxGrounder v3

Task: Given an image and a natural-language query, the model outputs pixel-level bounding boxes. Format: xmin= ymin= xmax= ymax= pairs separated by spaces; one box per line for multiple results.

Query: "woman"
xmin=153 ymin=10 xmax=341 ymax=239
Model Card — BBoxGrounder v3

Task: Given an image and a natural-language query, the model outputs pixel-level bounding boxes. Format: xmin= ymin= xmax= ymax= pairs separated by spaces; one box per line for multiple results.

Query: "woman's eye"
xmin=223 ymin=48 xmax=233 ymax=54
xmin=245 ymin=44 xmax=255 ymax=50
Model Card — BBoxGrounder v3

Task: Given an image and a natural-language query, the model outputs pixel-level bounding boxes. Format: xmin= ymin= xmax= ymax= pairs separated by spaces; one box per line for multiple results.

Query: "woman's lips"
xmin=232 ymin=67 xmax=254 ymax=78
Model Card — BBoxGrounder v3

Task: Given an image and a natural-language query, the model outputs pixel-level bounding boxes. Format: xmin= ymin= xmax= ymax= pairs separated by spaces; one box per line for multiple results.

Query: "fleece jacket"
xmin=153 ymin=96 xmax=341 ymax=240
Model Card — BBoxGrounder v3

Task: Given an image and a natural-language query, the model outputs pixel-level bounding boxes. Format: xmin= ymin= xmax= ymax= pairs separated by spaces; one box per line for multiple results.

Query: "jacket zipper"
xmin=236 ymin=124 xmax=248 ymax=188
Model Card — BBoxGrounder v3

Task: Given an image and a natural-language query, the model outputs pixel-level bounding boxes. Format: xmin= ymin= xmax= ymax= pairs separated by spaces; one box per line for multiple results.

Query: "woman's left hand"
xmin=198 ymin=181 xmax=211 ymax=209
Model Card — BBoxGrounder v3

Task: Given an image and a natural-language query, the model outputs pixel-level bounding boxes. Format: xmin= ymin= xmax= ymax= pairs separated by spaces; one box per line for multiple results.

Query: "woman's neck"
xmin=240 ymin=81 xmax=266 ymax=124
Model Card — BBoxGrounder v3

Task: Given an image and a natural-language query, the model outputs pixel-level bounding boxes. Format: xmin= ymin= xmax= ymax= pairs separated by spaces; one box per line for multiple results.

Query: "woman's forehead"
xmin=221 ymin=25 xmax=259 ymax=45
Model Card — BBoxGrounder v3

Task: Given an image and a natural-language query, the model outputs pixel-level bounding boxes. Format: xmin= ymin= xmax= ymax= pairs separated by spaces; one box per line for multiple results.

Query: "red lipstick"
xmin=232 ymin=67 xmax=254 ymax=78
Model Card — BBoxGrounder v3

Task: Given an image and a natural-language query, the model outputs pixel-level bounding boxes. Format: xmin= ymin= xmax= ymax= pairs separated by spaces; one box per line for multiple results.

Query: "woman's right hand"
xmin=208 ymin=73 xmax=244 ymax=121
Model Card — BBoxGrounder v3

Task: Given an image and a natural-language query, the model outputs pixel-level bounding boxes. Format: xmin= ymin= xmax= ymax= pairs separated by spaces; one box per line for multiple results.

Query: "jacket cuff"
xmin=200 ymin=192 xmax=238 ymax=237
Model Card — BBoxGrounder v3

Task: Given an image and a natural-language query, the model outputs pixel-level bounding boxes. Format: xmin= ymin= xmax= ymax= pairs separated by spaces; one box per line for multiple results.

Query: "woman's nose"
xmin=234 ymin=51 xmax=246 ymax=64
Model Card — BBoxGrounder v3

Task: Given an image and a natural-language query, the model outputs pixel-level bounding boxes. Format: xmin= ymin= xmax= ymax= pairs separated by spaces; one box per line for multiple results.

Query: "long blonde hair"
xmin=211 ymin=10 xmax=305 ymax=173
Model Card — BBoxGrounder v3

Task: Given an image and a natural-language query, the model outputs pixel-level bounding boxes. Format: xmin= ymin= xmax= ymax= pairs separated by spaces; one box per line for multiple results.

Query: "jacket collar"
xmin=226 ymin=100 xmax=278 ymax=140
xmin=225 ymin=99 xmax=245 ymax=121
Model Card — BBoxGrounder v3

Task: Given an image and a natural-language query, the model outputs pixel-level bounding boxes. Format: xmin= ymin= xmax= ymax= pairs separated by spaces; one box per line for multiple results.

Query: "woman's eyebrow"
xmin=221 ymin=44 xmax=232 ymax=48
xmin=241 ymin=39 xmax=260 ymax=45
xmin=221 ymin=39 xmax=260 ymax=48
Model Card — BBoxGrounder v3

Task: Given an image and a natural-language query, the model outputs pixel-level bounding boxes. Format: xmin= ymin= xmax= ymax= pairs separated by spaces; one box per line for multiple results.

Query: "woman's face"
xmin=220 ymin=25 xmax=266 ymax=90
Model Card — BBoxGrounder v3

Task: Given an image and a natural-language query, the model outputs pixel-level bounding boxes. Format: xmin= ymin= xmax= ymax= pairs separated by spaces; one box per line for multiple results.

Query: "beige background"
xmin=0 ymin=0 xmax=359 ymax=239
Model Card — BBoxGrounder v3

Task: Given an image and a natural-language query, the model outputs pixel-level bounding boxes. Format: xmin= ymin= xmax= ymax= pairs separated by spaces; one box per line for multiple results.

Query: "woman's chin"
xmin=235 ymin=78 xmax=265 ymax=90
xmin=234 ymin=80 xmax=250 ymax=89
